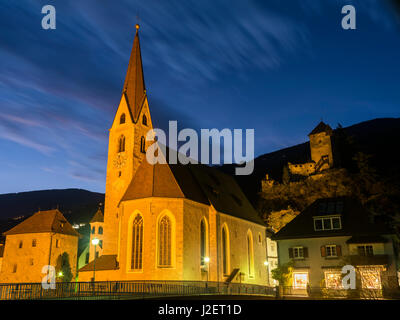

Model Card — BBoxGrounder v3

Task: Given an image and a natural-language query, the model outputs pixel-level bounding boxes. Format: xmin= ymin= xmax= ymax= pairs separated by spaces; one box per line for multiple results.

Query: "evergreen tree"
xmin=56 ymin=252 xmax=73 ymax=282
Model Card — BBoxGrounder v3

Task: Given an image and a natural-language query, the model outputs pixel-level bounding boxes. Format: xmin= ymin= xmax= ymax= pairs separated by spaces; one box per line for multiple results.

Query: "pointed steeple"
xmin=122 ymin=24 xmax=146 ymax=123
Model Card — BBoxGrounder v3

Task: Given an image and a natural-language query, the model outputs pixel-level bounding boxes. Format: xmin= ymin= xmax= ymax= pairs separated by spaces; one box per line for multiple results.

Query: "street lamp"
xmin=91 ymin=238 xmax=99 ymax=284
xmin=264 ymin=261 xmax=270 ymax=286
xmin=204 ymin=257 xmax=210 ymax=287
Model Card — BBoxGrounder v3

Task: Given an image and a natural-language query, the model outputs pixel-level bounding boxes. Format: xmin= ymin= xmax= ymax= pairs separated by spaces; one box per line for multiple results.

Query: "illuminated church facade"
xmin=78 ymin=25 xmax=269 ymax=285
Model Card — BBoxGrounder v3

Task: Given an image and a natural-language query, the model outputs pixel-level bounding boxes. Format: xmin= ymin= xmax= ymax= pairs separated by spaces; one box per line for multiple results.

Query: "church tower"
xmin=103 ymin=25 xmax=153 ymax=256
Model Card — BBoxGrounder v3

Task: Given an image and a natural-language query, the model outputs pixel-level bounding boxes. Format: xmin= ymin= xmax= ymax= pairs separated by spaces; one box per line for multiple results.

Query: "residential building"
xmin=272 ymin=197 xmax=399 ymax=295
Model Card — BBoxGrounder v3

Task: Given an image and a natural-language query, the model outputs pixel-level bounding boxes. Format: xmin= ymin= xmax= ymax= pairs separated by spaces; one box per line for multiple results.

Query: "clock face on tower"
xmin=113 ymin=153 xmax=127 ymax=169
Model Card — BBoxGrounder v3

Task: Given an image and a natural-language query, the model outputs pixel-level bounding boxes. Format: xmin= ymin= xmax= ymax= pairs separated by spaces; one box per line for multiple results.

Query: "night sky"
xmin=0 ymin=0 xmax=399 ymax=194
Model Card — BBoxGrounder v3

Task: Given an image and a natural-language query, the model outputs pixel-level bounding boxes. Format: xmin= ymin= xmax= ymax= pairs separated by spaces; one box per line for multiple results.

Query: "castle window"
xmin=142 ymin=114 xmax=147 ymax=126
xmin=158 ymin=215 xmax=172 ymax=268
xmin=222 ymin=225 xmax=230 ymax=275
xmin=120 ymin=113 xmax=126 ymax=124
xmin=247 ymin=231 xmax=254 ymax=278
xmin=32 ymin=239 xmax=37 ymax=247
xmin=18 ymin=241 xmax=23 ymax=249
xmin=98 ymin=226 xmax=103 ymax=235
xmin=200 ymin=218 xmax=208 ymax=266
xmin=118 ymin=135 xmax=126 ymax=153
xmin=12 ymin=264 xmax=17 ymax=273
xmin=140 ymin=136 xmax=145 ymax=153
xmin=131 ymin=214 xmax=144 ymax=270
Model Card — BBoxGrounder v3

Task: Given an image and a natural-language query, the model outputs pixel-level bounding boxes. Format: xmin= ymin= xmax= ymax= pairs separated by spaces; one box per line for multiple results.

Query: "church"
xmin=78 ymin=25 xmax=269 ymax=285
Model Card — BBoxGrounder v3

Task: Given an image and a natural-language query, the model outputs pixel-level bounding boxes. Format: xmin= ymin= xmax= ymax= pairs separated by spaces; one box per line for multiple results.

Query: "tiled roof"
xmin=3 ymin=209 xmax=79 ymax=237
xmin=78 ymin=255 xmax=119 ymax=272
xmin=121 ymin=147 xmax=265 ymax=226
xmin=346 ymin=235 xmax=388 ymax=244
xmin=308 ymin=121 xmax=333 ymax=136
xmin=272 ymin=197 xmax=392 ymax=240
xmin=90 ymin=208 xmax=104 ymax=223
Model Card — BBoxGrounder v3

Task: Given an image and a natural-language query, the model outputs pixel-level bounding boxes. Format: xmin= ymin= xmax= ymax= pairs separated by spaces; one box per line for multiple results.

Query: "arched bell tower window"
xmin=118 ymin=135 xmax=125 ymax=153
xmin=140 ymin=136 xmax=145 ymax=153
xmin=142 ymin=114 xmax=147 ymax=126
xmin=120 ymin=113 xmax=126 ymax=124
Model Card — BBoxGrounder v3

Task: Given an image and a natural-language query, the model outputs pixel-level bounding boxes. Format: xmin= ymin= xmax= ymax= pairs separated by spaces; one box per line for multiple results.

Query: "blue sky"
xmin=0 ymin=0 xmax=399 ymax=194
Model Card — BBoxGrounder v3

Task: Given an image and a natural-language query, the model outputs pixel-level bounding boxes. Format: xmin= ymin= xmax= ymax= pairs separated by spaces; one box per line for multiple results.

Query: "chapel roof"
xmin=3 ymin=209 xmax=79 ymax=237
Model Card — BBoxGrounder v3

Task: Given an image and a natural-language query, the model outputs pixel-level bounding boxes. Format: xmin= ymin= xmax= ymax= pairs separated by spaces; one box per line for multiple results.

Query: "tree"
xmin=55 ymin=252 xmax=74 ymax=282
xmin=271 ymin=260 xmax=294 ymax=286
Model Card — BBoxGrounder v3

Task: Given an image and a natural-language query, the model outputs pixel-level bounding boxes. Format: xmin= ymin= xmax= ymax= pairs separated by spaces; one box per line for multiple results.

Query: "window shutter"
xmin=288 ymin=248 xmax=293 ymax=258
xmin=303 ymin=247 xmax=308 ymax=258
xmin=336 ymin=245 xmax=342 ymax=256
xmin=321 ymin=245 xmax=326 ymax=257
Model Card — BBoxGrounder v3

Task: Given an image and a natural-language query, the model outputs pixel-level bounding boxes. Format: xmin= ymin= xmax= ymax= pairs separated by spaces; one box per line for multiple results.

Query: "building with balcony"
xmin=272 ymin=197 xmax=399 ymax=296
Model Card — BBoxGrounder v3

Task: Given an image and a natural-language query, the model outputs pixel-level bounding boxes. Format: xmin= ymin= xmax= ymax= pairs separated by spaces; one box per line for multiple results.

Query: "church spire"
xmin=122 ymin=24 xmax=146 ymax=123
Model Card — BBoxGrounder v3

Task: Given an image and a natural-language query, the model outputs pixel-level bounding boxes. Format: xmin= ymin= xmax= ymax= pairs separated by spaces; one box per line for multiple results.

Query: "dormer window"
xmin=314 ymin=216 xmax=341 ymax=231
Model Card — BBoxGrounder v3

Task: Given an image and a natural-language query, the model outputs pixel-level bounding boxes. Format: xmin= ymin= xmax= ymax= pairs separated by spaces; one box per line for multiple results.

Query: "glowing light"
xmin=204 ymin=257 xmax=210 ymax=263
xmin=92 ymin=238 xmax=99 ymax=246
xmin=264 ymin=261 xmax=269 ymax=266
xmin=58 ymin=271 xmax=63 ymax=277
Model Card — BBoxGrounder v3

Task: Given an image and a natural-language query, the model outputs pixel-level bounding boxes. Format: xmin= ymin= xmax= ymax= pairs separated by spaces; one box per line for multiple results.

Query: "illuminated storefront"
xmin=359 ymin=268 xmax=382 ymax=289
xmin=293 ymin=272 xmax=309 ymax=289
xmin=324 ymin=271 xmax=343 ymax=289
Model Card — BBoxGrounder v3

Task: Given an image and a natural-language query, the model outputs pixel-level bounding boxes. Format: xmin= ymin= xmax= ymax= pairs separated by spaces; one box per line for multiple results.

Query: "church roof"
xmin=78 ymin=254 xmax=119 ymax=272
xmin=90 ymin=208 xmax=104 ymax=223
xmin=121 ymin=147 xmax=265 ymax=226
xmin=308 ymin=121 xmax=333 ymax=136
xmin=122 ymin=25 xmax=146 ymax=123
xmin=3 ymin=209 xmax=79 ymax=237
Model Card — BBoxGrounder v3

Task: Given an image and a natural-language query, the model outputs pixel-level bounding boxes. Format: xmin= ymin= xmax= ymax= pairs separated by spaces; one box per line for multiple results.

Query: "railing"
xmin=0 ymin=281 xmax=277 ymax=300
xmin=278 ymin=286 xmax=400 ymax=300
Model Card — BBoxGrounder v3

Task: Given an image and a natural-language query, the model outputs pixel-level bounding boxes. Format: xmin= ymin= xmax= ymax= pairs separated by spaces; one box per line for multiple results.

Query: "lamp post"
xmin=204 ymin=257 xmax=210 ymax=289
xmin=264 ymin=261 xmax=270 ymax=286
xmin=92 ymin=238 xmax=99 ymax=284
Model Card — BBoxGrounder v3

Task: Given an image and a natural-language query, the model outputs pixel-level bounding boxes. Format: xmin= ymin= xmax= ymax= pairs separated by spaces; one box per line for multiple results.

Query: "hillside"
xmin=220 ymin=118 xmax=400 ymax=204
xmin=0 ymin=189 xmax=104 ymax=237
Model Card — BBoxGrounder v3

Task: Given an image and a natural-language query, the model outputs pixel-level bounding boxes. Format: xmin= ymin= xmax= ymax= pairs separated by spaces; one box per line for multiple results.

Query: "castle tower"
xmin=103 ymin=25 xmax=153 ymax=256
xmin=308 ymin=121 xmax=333 ymax=172
xmin=89 ymin=207 xmax=104 ymax=261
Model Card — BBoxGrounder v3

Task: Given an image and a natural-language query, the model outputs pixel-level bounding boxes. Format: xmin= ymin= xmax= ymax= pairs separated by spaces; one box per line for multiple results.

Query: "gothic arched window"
xmin=158 ymin=215 xmax=172 ymax=267
xmin=98 ymin=226 xmax=103 ymax=235
xmin=120 ymin=113 xmax=126 ymax=124
xmin=118 ymin=135 xmax=125 ymax=153
xmin=142 ymin=114 xmax=147 ymax=126
xmin=140 ymin=136 xmax=145 ymax=153
xmin=247 ymin=231 xmax=254 ymax=277
xmin=131 ymin=214 xmax=143 ymax=270
xmin=222 ymin=225 xmax=229 ymax=275
xmin=200 ymin=219 xmax=207 ymax=266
